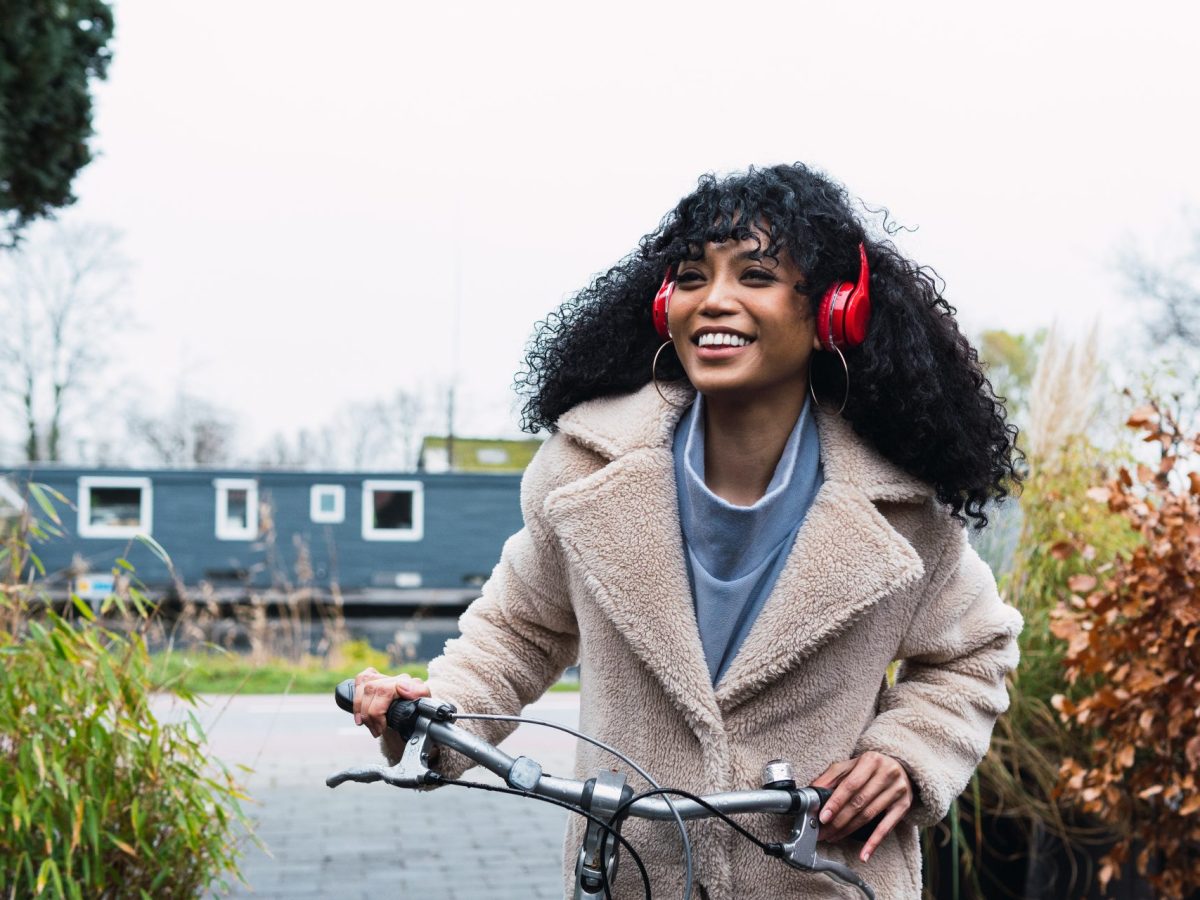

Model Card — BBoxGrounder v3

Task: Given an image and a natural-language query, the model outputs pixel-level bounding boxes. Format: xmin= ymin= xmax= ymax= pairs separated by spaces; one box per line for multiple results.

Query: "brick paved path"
xmin=159 ymin=692 xmax=581 ymax=899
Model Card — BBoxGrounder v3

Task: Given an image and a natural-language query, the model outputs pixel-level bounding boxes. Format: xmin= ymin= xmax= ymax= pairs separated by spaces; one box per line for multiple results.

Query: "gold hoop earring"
xmin=808 ymin=345 xmax=850 ymax=416
xmin=652 ymin=341 xmax=691 ymax=409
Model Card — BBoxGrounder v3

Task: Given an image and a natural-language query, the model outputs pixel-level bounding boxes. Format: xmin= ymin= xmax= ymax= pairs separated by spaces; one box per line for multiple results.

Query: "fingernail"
xmin=862 ymin=850 xmax=871 ymax=862
xmin=354 ymin=714 xmax=361 ymax=725
xmin=819 ymin=809 xmax=830 ymax=823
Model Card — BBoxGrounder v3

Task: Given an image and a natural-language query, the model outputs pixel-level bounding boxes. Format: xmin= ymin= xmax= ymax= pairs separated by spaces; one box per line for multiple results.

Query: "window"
xmin=362 ymin=480 xmax=423 ymax=541
xmin=78 ymin=476 xmax=153 ymax=539
xmin=0 ymin=477 xmax=24 ymax=521
xmin=310 ymin=484 xmax=345 ymax=524
xmin=215 ymin=479 xmax=258 ymax=541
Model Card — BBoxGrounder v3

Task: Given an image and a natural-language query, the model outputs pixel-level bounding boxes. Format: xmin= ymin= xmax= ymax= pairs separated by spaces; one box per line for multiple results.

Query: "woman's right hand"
xmin=352 ymin=667 xmax=432 ymax=738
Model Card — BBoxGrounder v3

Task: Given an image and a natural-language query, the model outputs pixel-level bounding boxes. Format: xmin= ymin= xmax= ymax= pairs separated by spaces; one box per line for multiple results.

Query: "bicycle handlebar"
xmin=331 ymin=680 xmax=875 ymax=830
xmin=329 ymin=678 xmax=877 ymax=899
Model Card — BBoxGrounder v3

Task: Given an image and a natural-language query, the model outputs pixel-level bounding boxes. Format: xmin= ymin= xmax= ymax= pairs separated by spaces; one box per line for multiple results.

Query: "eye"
xmin=744 ymin=268 xmax=777 ymax=282
xmin=676 ymin=270 xmax=704 ymax=284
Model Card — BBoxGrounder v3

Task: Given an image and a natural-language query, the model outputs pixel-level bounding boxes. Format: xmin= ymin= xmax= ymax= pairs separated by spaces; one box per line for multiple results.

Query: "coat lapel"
xmin=542 ymin=444 xmax=724 ymax=739
xmin=713 ymin=480 xmax=925 ymax=711
xmin=715 ymin=410 xmax=931 ymax=709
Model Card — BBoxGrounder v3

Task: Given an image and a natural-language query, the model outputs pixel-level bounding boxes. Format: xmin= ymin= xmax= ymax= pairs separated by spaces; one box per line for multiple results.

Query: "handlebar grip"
xmin=334 ymin=678 xmax=355 ymax=712
xmin=332 ymin=678 xmax=420 ymax=740
xmin=386 ymin=699 xmax=420 ymax=739
xmin=810 ymin=786 xmax=886 ymax=844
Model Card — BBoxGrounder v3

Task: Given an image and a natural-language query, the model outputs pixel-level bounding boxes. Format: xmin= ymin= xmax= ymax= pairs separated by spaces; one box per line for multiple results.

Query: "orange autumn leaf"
xmin=1127 ymin=405 xmax=1159 ymax=427
xmin=1051 ymin=399 xmax=1200 ymax=899
xmin=1067 ymin=573 xmax=1098 ymax=593
xmin=1049 ymin=540 xmax=1077 ymax=560
xmin=1187 ymin=735 xmax=1200 ymax=770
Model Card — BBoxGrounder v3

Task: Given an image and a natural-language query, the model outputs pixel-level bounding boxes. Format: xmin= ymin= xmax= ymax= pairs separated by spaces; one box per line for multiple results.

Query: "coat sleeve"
xmin=379 ymin=435 xmax=581 ymax=777
xmin=853 ymin=522 xmax=1022 ymax=827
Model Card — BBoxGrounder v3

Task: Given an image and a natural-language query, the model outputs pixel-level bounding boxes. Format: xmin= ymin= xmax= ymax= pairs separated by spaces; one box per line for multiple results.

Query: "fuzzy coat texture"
xmin=381 ymin=382 xmax=1022 ymax=899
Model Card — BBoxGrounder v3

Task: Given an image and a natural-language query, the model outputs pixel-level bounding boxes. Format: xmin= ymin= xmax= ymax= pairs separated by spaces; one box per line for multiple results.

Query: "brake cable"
xmin=431 ymin=773 xmax=652 ymax=900
xmin=455 ymin=711 xmax=694 ymax=899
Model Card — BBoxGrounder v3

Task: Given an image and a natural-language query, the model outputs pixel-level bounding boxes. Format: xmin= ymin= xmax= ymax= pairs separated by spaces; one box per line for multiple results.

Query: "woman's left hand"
xmin=810 ymin=751 xmax=914 ymax=862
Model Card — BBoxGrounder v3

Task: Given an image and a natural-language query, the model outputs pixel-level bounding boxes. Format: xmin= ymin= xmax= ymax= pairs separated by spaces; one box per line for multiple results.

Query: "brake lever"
xmin=775 ymin=787 xmax=876 ymax=900
xmin=326 ymin=706 xmax=439 ymax=789
xmin=777 ymin=787 xmax=822 ymax=871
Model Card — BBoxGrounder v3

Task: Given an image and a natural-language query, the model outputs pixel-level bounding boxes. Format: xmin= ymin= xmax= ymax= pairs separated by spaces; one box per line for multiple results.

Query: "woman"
xmin=354 ymin=163 xmax=1023 ymax=898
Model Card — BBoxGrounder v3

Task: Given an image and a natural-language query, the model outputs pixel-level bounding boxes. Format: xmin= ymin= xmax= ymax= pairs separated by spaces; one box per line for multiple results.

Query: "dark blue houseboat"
xmin=2 ymin=465 xmax=524 ymax=610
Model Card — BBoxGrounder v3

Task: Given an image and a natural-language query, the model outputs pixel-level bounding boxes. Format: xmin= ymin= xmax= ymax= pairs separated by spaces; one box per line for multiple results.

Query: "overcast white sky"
xmin=52 ymin=0 xmax=1200 ymax=457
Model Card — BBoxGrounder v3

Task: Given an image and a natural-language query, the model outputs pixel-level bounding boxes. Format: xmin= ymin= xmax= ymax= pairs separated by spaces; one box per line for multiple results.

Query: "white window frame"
xmin=0 ymin=477 xmax=25 ymax=516
xmin=77 ymin=476 xmax=153 ymax=539
xmin=214 ymin=478 xmax=258 ymax=541
xmin=310 ymin=484 xmax=346 ymax=524
xmin=361 ymin=479 xmax=423 ymax=542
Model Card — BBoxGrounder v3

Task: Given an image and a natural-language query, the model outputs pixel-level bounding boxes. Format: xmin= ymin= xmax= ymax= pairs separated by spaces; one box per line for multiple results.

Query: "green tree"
xmin=0 ymin=1 xmax=115 ymax=245
xmin=977 ymin=328 xmax=1046 ymax=429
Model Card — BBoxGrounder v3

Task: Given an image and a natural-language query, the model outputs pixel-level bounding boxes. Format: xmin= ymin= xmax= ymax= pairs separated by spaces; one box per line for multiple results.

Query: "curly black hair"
xmin=514 ymin=163 xmax=1020 ymax=528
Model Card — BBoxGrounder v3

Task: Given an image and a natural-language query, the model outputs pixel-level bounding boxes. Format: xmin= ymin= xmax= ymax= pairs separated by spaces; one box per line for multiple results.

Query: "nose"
xmin=698 ymin=271 xmax=742 ymax=317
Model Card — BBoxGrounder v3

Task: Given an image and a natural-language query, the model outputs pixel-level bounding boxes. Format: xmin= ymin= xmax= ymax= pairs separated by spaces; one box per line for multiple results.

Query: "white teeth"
xmin=697 ymin=333 xmax=750 ymax=347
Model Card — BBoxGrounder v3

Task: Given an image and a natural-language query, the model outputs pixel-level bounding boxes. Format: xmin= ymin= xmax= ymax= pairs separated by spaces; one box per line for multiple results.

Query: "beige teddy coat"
xmin=381 ymin=382 xmax=1022 ymax=899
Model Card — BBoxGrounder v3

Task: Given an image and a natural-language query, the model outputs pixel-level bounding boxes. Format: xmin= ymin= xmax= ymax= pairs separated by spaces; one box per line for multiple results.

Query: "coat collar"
xmin=554 ymin=382 xmax=935 ymax=504
xmin=545 ymin=382 xmax=931 ymax=735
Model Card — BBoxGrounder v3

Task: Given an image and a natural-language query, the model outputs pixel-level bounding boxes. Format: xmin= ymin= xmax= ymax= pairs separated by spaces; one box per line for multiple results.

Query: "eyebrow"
xmin=735 ymin=249 xmax=770 ymax=263
xmin=682 ymin=248 xmax=776 ymax=266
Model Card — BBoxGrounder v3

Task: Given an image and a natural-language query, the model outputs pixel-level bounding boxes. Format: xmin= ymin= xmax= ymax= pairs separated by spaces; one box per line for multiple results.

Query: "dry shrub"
xmin=1051 ymin=399 xmax=1200 ymax=897
xmin=938 ymin=325 xmax=1137 ymax=900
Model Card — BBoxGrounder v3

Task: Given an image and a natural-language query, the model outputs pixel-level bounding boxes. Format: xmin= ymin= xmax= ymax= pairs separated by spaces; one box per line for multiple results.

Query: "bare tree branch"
xmin=126 ymin=390 xmax=238 ymax=466
xmin=254 ymin=386 xmax=436 ymax=471
xmin=1118 ymin=214 xmax=1200 ymax=348
xmin=0 ymin=220 xmax=128 ymax=461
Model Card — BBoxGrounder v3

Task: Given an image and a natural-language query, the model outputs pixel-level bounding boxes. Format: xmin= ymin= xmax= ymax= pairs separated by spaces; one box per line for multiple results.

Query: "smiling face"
xmin=668 ymin=231 xmax=820 ymax=407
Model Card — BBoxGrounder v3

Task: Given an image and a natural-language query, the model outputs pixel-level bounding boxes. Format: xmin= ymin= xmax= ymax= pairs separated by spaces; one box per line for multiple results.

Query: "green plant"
xmin=326 ymin=637 xmax=389 ymax=672
xmin=150 ymin=647 xmax=428 ymax=694
xmin=929 ymin=326 xmax=1139 ymax=899
xmin=0 ymin=485 xmax=253 ymax=897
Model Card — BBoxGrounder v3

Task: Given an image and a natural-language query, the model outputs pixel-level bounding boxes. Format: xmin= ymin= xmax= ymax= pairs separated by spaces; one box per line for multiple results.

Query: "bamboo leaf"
xmin=70 ymin=593 xmax=96 ymax=622
xmin=36 ymin=857 xmax=51 ymax=895
xmin=133 ymin=533 xmax=172 ymax=568
xmin=110 ymin=835 xmax=138 ymax=858
xmin=27 ymin=548 xmax=47 ymax=575
xmin=32 ymin=739 xmax=45 ymax=782
xmin=70 ymin=796 xmax=83 ymax=853
xmin=27 ymin=483 xmax=63 ymax=527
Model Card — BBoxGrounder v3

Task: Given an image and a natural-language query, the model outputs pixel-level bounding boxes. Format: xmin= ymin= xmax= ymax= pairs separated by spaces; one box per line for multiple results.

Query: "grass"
xmin=151 ymin=650 xmax=580 ymax=694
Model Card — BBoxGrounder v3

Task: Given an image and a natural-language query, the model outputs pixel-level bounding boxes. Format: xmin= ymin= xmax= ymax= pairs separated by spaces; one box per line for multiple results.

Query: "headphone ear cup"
xmin=817 ymin=282 xmax=851 ymax=350
xmin=817 ymin=243 xmax=872 ymax=349
xmin=652 ymin=266 xmax=676 ymax=340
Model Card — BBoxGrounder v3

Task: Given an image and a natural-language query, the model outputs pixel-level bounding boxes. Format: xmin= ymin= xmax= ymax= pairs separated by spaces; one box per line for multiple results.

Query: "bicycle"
xmin=326 ymin=680 xmax=877 ymax=899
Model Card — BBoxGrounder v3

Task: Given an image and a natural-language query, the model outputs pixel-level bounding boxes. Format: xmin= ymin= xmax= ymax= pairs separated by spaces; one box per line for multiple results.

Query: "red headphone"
xmin=652 ymin=242 xmax=872 ymax=350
